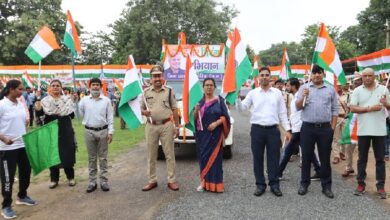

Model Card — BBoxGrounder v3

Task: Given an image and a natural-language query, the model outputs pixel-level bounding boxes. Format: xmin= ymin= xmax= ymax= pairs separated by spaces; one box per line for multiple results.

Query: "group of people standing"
xmin=0 ymin=78 xmax=113 ymax=218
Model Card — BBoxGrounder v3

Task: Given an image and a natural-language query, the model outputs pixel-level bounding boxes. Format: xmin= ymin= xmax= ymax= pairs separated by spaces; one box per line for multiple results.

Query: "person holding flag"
xmin=193 ymin=78 xmax=230 ymax=193
xmin=41 ymin=80 xmax=77 ymax=189
xmin=0 ymin=80 xmax=37 ymax=219
xmin=350 ymin=67 xmax=390 ymax=199
xmin=141 ymin=65 xmax=180 ymax=192
xmin=79 ymin=78 xmax=114 ymax=193
xmin=236 ymin=66 xmax=291 ymax=197
xmin=296 ymin=65 xmax=338 ymax=198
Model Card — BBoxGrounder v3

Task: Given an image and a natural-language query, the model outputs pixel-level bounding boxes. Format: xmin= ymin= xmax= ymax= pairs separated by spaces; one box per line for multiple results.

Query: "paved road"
xmin=156 ymin=110 xmax=390 ymax=220
xmin=21 ymin=109 xmax=390 ymax=219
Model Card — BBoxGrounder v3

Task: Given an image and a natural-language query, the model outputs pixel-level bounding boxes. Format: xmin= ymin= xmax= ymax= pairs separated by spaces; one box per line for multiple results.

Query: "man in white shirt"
xmin=237 ymin=67 xmax=291 ymax=197
xmin=79 ymin=78 xmax=114 ymax=193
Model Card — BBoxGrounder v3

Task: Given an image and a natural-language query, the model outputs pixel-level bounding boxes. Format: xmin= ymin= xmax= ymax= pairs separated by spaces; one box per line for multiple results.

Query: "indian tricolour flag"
xmin=280 ymin=48 xmax=292 ymax=80
xmin=222 ymin=28 xmax=252 ymax=105
xmin=24 ymin=26 xmax=60 ymax=63
xmin=22 ymin=72 xmax=35 ymax=88
xmin=312 ymin=23 xmax=347 ymax=86
xmin=118 ymin=55 xmax=144 ymax=129
xmin=340 ymin=113 xmax=358 ymax=145
xmin=357 ymin=49 xmax=390 ymax=74
xmin=64 ymin=10 xmax=82 ymax=57
xmin=160 ymin=39 xmax=166 ymax=62
xmin=183 ymin=56 xmax=203 ymax=133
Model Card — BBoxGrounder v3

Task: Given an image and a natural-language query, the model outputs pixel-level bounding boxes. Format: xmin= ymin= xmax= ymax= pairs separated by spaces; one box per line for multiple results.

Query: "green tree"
xmin=81 ymin=31 xmax=114 ymax=65
xmin=0 ymin=0 xmax=80 ymax=65
xmin=356 ymin=0 xmax=390 ymax=53
xmin=258 ymin=41 xmax=306 ymax=66
xmin=246 ymin=45 xmax=255 ymax=64
xmin=111 ymin=0 xmax=237 ymax=64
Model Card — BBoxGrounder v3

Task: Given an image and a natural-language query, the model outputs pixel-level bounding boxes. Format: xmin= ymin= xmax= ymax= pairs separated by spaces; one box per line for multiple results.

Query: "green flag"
xmin=22 ymin=120 xmax=60 ymax=176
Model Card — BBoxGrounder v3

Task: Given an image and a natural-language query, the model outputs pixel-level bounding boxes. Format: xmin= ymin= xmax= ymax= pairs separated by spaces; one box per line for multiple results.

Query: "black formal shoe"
xmin=322 ymin=189 xmax=334 ymax=198
xmin=253 ymin=188 xmax=266 ymax=197
xmin=298 ymin=185 xmax=308 ymax=195
xmin=101 ymin=183 xmax=110 ymax=192
xmin=86 ymin=184 xmax=97 ymax=193
xmin=271 ymin=188 xmax=283 ymax=197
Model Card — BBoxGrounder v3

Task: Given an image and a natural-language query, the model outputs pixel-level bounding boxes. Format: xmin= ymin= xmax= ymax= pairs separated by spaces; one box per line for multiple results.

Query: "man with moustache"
xmin=236 ymin=66 xmax=291 ymax=197
xmin=79 ymin=78 xmax=114 ymax=193
xmin=296 ymin=65 xmax=338 ymax=198
xmin=141 ymin=65 xmax=180 ymax=191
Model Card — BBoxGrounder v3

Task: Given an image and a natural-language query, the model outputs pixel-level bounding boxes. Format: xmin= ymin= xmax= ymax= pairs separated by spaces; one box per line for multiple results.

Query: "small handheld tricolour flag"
xmin=64 ymin=10 xmax=82 ymax=57
xmin=222 ymin=28 xmax=252 ymax=105
xmin=183 ymin=56 xmax=203 ymax=133
xmin=312 ymin=23 xmax=347 ymax=87
xmin=280 ymin=48 xmax=292 ymax=80
xmin=24 ymin=26 xmax=60 ymax=63
xmin=118 ymin=55 xmax=144 ymax=129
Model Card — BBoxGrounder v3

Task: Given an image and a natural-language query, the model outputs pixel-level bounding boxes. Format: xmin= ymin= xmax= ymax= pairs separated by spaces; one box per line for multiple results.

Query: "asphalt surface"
xmin=156 ymin=110 xmax=390 ymax=220
xmin=19 ymin=109 xmax=390 ymax=219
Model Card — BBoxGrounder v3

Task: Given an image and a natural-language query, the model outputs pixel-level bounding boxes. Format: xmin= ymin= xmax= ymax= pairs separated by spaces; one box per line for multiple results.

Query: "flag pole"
xmin=71 ymin=54 xmax=76 ymax=93
xmin=38 ymin=61 xmax=42 ymax=91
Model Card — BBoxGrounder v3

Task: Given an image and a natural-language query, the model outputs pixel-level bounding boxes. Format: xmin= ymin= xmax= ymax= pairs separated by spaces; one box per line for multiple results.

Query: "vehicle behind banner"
xmin=160 ymin=44 xmax=234 ymax=159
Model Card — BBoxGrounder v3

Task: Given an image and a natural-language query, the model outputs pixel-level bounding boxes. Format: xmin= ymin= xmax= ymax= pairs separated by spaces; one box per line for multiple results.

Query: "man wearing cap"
xmin=296 ymin=64 xmax=338 ymax=198
xmin=141 ymin=65 xmax=180 ymax=191
xmin=341 ymin=72 xmax=362 ymax=177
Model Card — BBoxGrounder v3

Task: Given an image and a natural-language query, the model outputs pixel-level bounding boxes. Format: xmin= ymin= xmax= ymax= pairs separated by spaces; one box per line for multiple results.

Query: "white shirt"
xmin=79 ymin=95 xmax=114 ymax=134
xmin=236 ymin=87 xmax=291 ymax=131
xmin=0 ymin=97 xmax=27 ymax=150
xmin=290 ymin=93 xmax=302 ymax=133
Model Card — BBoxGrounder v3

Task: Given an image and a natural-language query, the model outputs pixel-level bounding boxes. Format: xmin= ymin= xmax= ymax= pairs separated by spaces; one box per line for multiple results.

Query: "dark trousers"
xmin=250 ymin=125 xmax=281 ymax=190
xmin=357 ymin=136 xmax=386 ymax=189
xmin=0 ymin=148 xmax=31 ymax=208
xmin=28 ymin=105 xmax=34 ymax=127
xmin=279 ymin=132 xmax=321 ymax=177
xmin=50 ymin=167 xmax=74 ymax=182
xmin=300 ymin=123 xmax=333 ymax=190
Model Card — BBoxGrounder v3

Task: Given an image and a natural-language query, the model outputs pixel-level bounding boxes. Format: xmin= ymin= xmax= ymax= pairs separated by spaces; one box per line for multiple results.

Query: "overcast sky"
xmin=61 ymin=0 xmax=370 ymax=52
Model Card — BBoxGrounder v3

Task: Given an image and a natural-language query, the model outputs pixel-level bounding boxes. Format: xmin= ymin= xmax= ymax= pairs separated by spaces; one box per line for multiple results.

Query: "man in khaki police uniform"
xmin=332 ymin=82 xmax=348 ymax=164
xmin=141 ymin=65 xmax=180 ymax=191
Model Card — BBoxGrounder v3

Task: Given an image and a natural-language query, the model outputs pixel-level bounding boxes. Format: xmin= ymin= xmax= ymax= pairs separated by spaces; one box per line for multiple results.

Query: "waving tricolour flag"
xmin=64 ymin=10 xmax=82 ymax=57
xmin=280 ymin=48 xmax=292 ymax=80
xmin=222 ymin=28 xmax=252 ymax=104
xmin=312 ymin=23 xmax=347 ymax=87
xmin=183 ymin=56 xmax=203 ymax=132
xmin=25 ymin=26 xmax=60 ymax=63
xmin=118 ymin=55 xmax=143 ymax=129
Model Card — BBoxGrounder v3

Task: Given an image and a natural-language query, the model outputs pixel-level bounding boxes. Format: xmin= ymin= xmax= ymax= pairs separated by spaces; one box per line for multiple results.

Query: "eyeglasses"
xmin=259 ymin=74 xmax=270 ymax=77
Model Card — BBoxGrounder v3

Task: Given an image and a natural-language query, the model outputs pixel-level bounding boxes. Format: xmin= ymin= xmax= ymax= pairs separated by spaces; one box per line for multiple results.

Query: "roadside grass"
xmin=30 ymin=117 xmax=145 ymax=183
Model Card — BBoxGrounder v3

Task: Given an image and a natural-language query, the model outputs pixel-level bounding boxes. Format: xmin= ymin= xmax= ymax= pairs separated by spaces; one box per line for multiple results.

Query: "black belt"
xmin=85 ymin=125 xmax=108 ymax=131
xmin=302 ymin=122 xmax=331 ymax=128
xmin=253 ymin=124 xmax=277 ymax=129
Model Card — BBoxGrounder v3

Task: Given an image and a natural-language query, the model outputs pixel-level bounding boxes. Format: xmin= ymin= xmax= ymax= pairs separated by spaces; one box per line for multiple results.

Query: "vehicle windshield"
xmin=165 ymin=81 xmax=222 ymax=101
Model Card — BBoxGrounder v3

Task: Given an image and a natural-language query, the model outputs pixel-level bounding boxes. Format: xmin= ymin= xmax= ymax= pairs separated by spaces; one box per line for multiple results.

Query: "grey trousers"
xmin=84 ymin=129 xmax=109 ymax=184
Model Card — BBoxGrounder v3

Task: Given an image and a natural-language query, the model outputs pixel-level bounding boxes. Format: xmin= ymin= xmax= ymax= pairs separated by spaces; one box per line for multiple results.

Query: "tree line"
xmin=0 ymin=0 xmax=389 ymax=66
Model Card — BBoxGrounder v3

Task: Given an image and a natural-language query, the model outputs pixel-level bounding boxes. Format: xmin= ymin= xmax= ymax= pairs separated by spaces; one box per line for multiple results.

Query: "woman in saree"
xmin=41 ymin=80 xmax=77 ymax=189
xmin=194 ymin=78 xmax=231 ymax=193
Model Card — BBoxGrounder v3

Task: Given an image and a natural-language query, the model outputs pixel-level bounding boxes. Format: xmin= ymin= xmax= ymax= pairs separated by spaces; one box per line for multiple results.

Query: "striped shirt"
xmin=296 ymin=82 xmax=338 ymax=123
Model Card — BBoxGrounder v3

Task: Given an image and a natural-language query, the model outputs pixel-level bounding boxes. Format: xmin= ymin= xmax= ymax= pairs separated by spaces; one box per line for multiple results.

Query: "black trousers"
xmin=300 ymin=123 xmax=333 ymax=190
xmin=250 ymin=125 xmax=281 ymax=190
xmin=357 ymin=136 xmax=386 ymax=189
xmin=0 ymin=148 xmax=31 ymax=208
xmin=50 ymin=166 xmax=74 ymax=182
xmin=28 ymin=105 xmax=34 ymax=127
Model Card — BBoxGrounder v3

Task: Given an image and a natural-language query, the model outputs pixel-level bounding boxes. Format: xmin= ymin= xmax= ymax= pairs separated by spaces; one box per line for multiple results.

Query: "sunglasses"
xmin=259 ymin=74 xmax=270 ymax=77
